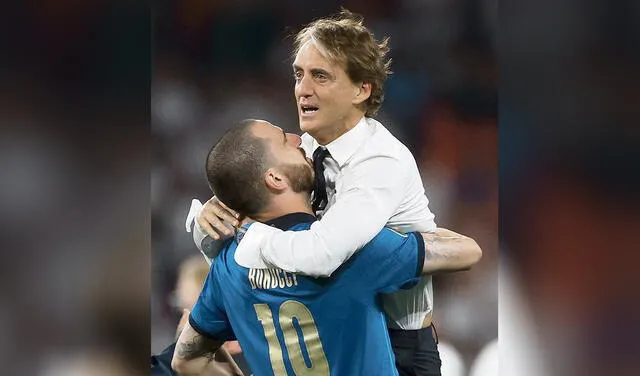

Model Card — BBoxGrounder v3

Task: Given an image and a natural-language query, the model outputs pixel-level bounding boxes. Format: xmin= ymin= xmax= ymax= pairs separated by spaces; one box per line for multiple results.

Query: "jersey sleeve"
xmin=357 ymin=229 xmax=425 ymax=294
xmin=188 ymin=263 xmax=236 ymax=341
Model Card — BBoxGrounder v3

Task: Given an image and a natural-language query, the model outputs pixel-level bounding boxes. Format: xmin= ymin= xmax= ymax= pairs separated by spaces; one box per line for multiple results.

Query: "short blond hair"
xmin=293 ymin=9 xmax=392 ymax=117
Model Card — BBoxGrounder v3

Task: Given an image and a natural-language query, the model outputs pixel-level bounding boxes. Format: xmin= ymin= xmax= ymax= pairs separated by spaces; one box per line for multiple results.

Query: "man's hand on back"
xmin=197 ymin=196 xmax=241 ymax=240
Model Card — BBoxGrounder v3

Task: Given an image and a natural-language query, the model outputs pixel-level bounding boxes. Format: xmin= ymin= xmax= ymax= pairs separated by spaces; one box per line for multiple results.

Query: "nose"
xmin=286 ymin=133 xmax=302 ymax=147
xmin=295 ymin=74 xmax=313 ymax=98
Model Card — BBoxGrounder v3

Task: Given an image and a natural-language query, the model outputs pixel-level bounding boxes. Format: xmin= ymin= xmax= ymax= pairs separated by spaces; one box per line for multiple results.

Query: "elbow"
xmin=171 ymin=356 xmax=193 ymax=376
xmin=453 ymin=239 xmax=483 ymax=272
xmin=465 ymin=239 xmax=483 ymax=269
xmin=298 ymin=263 xmax=339 ymax=278
xmin=287 ymin=253 xmax=344 ymax=278
xmin=171 ymin=357 xmax=184 ymax=375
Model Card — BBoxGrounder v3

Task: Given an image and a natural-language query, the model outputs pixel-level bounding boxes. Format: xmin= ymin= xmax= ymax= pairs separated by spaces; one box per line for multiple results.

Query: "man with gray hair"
xmin=187 ymin=10 xmax=472 ymax=375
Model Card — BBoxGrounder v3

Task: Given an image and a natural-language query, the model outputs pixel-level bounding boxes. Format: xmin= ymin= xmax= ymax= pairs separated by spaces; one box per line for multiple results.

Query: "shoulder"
xmin=354 ymin=228 xmax=417 ymax=265
xmin=367 ymin=227 xmax=411 ymax=247
xmin=213 ymin=239 xmax=238 ymax=272
xmin=342 ymin=120 xmax=417 ymax=179
xmin=357 ymin=118 xmax=416 ymax=163
xmin=369 ymin=229 xmax=422 ymax=262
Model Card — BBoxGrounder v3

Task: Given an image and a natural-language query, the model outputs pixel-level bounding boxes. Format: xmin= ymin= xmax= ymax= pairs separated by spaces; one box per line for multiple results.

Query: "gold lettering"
xmin=248 ymin=269 xmax=257 ymax=289
xmin=284 ymin=271 xmax=293 ymax=287
xmin=256 ymin=270 xmax=264 ymax=289
xmin=250 ymin=269 xmax=300 ymax=290
xmin=254 ymin=304 xmax=287 ymax=374
xmin=276 ymin=269 xmax=286 ymax=288
xmin=254 ymin=301 xmax=329 ymax=375
xmin=261 ymin=270 xmax=268 ymax=289
xmin=279 ymin=300 xmax=329 ymax=374
xmin=263 ymin=269 xmax=271 ymax=288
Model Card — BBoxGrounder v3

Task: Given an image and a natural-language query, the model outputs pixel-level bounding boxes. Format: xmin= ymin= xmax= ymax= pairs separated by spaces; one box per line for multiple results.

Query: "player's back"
xmin=207 ymin=213 xmax=423 ymax=376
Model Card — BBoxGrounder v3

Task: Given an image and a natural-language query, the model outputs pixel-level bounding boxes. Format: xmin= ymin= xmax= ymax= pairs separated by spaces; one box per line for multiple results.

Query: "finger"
xmin=208 ymin=197 xmax=239 ymax=224
xmin=197 ymin=215 xmax=221 ymax=240
xmin=216 ymin=199 xmax=240 ymax=219
xmin=202 ymin=210 xmax=233 ymax=236
xmin=211 ymin=204 xmax=240 ymax=228
xmin=204 ymin=197 xmax=238 ymax=231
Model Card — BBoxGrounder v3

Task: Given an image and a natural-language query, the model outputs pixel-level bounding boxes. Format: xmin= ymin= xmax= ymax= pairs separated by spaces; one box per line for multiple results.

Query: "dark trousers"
xmin=388 ymin=325 xmax=442 ymax=376
xmin=151 ymin=342 xmax=178 ymax=376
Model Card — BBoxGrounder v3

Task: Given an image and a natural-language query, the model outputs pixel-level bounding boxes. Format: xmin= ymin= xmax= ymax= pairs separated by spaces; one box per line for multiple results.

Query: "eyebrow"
xmin=311 ymin=68 xmax=331 ymax=78
xmin=292 ymin=64 xmax=332 ymax=78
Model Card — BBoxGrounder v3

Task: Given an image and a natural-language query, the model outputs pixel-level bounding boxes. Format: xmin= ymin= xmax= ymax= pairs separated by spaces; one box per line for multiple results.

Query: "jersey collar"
xmin=263 ymin=212 xmax=316 ymax=230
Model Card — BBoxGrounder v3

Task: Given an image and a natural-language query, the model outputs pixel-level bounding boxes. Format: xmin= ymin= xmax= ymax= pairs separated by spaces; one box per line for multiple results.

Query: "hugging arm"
xmin=420 ymin=228 xmax=482 ymax=275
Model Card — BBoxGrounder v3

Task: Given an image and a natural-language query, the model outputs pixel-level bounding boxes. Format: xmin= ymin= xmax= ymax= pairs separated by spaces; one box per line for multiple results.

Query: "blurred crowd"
xmin=152 ymin=1 xmax=498 ymax=374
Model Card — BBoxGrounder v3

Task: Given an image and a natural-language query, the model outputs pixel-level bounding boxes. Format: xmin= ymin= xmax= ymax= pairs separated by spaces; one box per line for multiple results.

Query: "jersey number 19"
xmin=254 ymin=300 xmax=329 ymax=375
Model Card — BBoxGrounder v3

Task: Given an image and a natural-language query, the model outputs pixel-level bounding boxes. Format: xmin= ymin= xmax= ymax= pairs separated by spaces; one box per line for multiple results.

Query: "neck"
xmin=313 ymin=112 xmax=364 ymax=145
xmin=253 ymin=192 xmax=314 ymax=223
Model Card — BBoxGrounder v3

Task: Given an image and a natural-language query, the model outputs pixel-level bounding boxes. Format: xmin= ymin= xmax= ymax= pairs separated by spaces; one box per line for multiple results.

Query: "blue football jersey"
xmin=190 ymin=213 xmax=425 ymax=376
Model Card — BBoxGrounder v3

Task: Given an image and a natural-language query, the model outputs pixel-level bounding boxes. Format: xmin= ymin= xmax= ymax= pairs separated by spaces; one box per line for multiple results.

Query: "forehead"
xmin=293 ymin=41 xmax=340 ymax=71
xmin=251 ymin=120 xmax=283 ymax=141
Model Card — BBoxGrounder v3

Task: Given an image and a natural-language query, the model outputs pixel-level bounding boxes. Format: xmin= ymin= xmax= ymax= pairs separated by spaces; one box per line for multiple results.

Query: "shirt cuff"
xmin=185 ymin=199 xmax=203 ymax=233
xmin=412 ymin=232 xmax=426 ymax=278
xmin=234 ymin=222 xmax=282 ymax=269
xmin=188 ymin=315 xmax=230 ymax=341
xmin=186 ymin=199 xmax=234 ymax=265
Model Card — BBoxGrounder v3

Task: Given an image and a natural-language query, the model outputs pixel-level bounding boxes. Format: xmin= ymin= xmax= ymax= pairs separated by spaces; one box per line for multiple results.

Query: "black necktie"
xmin=311 ymin=146 xmax=330 ymax=213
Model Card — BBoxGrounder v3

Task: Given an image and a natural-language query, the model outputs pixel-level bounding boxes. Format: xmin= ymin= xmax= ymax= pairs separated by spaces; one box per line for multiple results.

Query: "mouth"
xmin=300 ymin=104 xmax=319 ymax=116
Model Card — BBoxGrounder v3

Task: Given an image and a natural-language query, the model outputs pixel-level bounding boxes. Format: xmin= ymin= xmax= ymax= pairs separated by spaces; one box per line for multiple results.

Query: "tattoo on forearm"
xmin=176 ymin=334 xmax=218 ymax=361
xmin=424 ymin=234 xmax=463 ymax=259
xmin=420 ymin=228 xmax=481 ymax=274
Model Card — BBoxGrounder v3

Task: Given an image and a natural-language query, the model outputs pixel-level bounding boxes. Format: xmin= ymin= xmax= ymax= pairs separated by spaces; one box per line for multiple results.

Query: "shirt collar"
xmin=318 ymin=116 xmax=370 ymax=167
xmin=263 ymin=212 xmax=316 ymax=230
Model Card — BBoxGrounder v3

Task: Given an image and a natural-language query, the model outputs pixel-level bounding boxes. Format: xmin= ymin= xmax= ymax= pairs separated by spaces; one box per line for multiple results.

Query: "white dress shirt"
xmin=231 ymin=116 xmax=437 ymax=330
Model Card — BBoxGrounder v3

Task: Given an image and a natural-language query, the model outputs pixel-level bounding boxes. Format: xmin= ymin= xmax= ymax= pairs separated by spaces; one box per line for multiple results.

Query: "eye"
xmin=293 ymin=71 xmax=303 ymax=81
xmin=314 ymin=72 xmax=327 ymax=81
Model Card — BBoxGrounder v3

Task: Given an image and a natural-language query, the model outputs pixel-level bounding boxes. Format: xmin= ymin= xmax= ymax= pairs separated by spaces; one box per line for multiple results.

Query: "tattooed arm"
xmin=420 ymin=227 xmax=482 ymax=275
xmin=171 ymin=320 xmax=224 ymax=376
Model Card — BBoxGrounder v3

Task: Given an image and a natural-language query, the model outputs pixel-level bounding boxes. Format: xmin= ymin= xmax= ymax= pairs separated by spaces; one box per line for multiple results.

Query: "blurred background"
xmin=151 ymin=1 xmax=498 ymax=375
xmin=500 ymin=0 xmax=640 ymax=375
xmin=0 ymin=1 xmax=150 ymax=376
